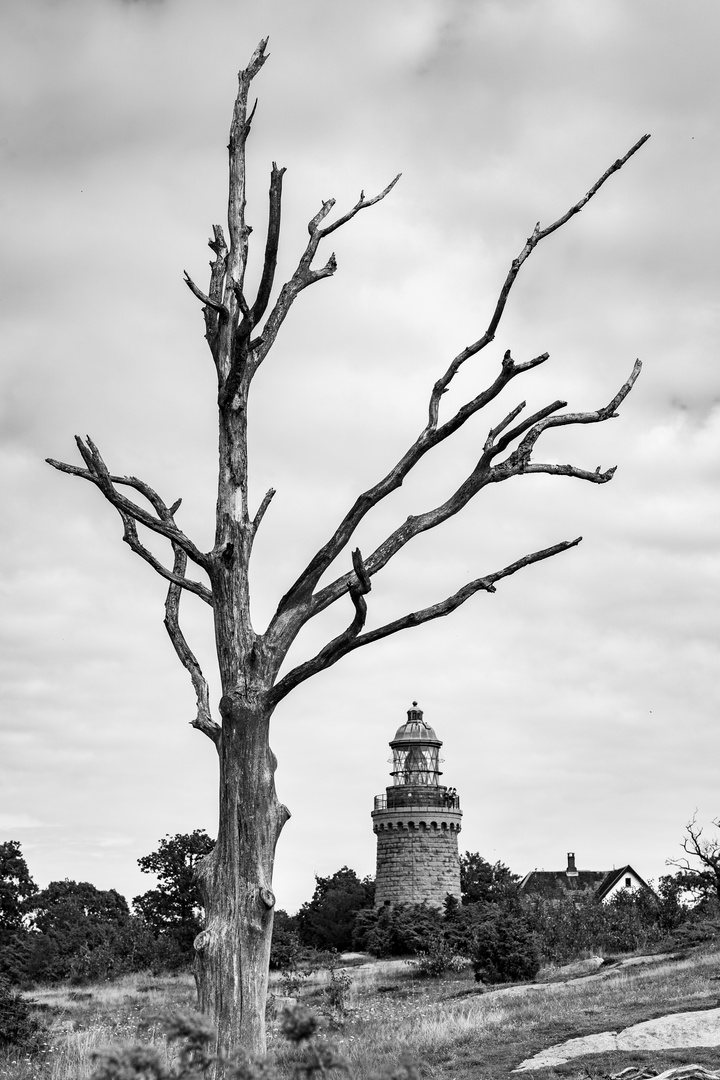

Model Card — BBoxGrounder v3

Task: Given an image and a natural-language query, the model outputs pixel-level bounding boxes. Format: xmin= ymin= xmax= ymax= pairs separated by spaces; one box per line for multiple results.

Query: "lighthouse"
xmin=371 ymin=702 xmax=462 ymax=907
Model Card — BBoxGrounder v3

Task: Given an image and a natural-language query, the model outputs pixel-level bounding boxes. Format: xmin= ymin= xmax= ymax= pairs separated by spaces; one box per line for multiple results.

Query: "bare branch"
xmin=428 ymin=136 xmax=650 ymax=425
xmin=251 ymin=178 xmax=399 ymax=367
xmin=227 ymin=38 xmax=269 ymax=293
xmin=270 ymin=258 xmax=641 ymax=630
xmin=184 ymin=271 xmax=228 ymax=316
xmin=509 ymin=359 xmax=642 ymax=466
xmin=46 ymin=438 xmax=211 ymax=573
xmin=490 ymin=399 xmax=567 ymax=455
xmin=120 ymin=514 xmax=213 ymax=605
xmin=317 ymin=174 xmax=401 ymax=239
xmin=250 ymin=163 xmax=286 ymax=325
xmin=250 ymin=488 xmax=276 ymax=541
xmin=164 ymin=547 xmax=220 ymax=746
xmin=285 ymin=358 xmax=640 ymax=629
xmin=269 ymin=350 xmax=548 ymax=630
xmin=271 ymin=538 xmax=580 ymax=703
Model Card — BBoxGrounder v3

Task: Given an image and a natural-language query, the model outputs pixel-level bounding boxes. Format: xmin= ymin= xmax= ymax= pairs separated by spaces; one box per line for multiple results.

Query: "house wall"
xmin=601 ymin=870 xmax=645 ymax=902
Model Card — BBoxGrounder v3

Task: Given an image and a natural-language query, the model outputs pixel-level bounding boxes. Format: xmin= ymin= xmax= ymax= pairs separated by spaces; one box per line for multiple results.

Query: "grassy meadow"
xmin=4 ymin=948 xmax=720 ymax=1080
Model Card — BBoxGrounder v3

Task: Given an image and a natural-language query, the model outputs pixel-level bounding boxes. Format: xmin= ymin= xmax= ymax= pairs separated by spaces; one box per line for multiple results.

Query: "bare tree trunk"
xmin=194 ymin=695 xmax=289 ymax=1060
xmin=193 ymin=391 xmax=291 ymax=1060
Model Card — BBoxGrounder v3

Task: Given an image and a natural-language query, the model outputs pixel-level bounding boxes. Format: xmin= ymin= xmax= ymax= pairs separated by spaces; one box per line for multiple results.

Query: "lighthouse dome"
xmin=391 ymin=702 xmax=441 ymax=746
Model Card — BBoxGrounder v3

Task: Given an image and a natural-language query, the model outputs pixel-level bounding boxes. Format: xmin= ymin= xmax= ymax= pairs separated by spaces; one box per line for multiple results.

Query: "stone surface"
xmin=514 ymin=1007 xmax=720 ymax=1071
xmin=372 ymin=808 xmax=462 ymax=907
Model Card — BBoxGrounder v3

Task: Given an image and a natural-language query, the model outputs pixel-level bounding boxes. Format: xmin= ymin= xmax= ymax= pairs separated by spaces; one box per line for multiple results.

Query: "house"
xmin=519 ymin=852 xmax=652 ymax=902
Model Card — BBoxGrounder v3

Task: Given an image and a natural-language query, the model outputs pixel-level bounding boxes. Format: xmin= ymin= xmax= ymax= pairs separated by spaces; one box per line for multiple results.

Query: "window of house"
xmin=625 ymin=877 xmax=631 ymax=888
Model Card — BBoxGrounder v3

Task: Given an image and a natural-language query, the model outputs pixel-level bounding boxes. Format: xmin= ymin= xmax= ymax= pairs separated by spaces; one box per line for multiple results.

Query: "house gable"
xmin=595 ymin=864 xmax=652 ymax=902
xmin=520 ymin=854 xmax=652 ymax=903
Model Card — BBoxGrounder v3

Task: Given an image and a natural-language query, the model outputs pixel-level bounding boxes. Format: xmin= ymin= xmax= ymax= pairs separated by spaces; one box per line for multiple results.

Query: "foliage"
xmin=321 ymin=956 xmax=353 ymax=1022
xmin=296 ymin=867 xmax=374 ymax=952
xmin=269 ymin=909 xmax=302 ymax=971
xmin=470 ymin=905 xmax=541 ymax=984
xmin=671 ymin=910 xmax=720 ymax=949
xmin=522 ymin=884 xmax=678 ymax=962
xmin=460 ymin=852 xmax=520 ymax=906
xmin=409 ymin=939 xmax=471 ymax=978
xmin=0 ymin=975 xmax=42 ymax=1050
xmin=0 ymin=841 xmax=38 ymax=984
xmin=654 ymin=873 xmax=691 ymax=934
xmin=89 ymin=1004 xmax=420 ymax=1080
xmin=0 ymin=842 xmax=37 ymax=937
xmin=23 ymin=879 xmax=157 ymax=984
xmin=133 ymin=831 xmax=215 ymax=962
xmin=353 ymin=902 xmax=443 ymax=957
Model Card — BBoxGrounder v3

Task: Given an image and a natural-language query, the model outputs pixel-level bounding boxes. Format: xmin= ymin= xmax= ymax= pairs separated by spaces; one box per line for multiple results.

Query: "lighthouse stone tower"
xmin=371 ymin=703 xmax=462 ymax=908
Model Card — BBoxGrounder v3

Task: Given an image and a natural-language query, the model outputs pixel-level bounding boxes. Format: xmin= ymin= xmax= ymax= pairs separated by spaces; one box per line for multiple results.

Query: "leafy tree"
xmin=460 ymin=852 xmax=520 ymax=906
xmin=0 ymin=842 xmax=37 ymax=939
xmin=297 ymin=867 xmax=374 ymax=951
xmin=654 ymin=873 xmax=690 ymax=934
xmin=24 ymin=879 xmax=146 ymax=983
xmin=47 ymin=38 xmax=647 ymax=1057
xmin=133 ymin=831 xmax=215 ymax=958
xmin=0 ymin=841 xmax=37 ymax=982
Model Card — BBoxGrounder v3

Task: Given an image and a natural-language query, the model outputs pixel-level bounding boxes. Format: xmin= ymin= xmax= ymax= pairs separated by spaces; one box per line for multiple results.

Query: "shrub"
xmin=523 ymin=888 xmax=670 ymax=963
xmin=471 ymin=908 xmax=541 ymax=984
xmin=270 ymin=911 xmax=302 ymax=972
xmin=353 ymin=902 xmax=443 ymax=957
xmin=0 ymin=976 xmax=42 ymax=1050
xmin=322 ymin=963 xmax=353 ymax=1020
xmin=410 ymin=939 xmax=470 ymax=978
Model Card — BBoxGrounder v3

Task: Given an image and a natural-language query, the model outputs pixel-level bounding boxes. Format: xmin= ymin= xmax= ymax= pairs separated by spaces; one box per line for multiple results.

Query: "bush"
xmin=471 ymin=908 xmax=541 ymax=984
xmin=523 ymin=888 xmax=670 ymax=963
xmin=0 ymin=976 xmax=42 ymax=1050
xmin=410 ymin=939 xmax=470 ymax=978
xmin=353 ymin=902 xmax=443 ymax=957
xmin=270 ymin=910 xmax=302 ymax=971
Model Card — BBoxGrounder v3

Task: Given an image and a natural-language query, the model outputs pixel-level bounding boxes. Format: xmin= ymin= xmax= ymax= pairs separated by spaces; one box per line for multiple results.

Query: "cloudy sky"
xmin=1 ymin=0 xmax=718 ymax=914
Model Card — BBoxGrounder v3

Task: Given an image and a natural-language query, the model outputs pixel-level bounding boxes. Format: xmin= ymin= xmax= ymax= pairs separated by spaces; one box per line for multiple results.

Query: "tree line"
xmin=2 ymin=817 xmax=720 ymax=990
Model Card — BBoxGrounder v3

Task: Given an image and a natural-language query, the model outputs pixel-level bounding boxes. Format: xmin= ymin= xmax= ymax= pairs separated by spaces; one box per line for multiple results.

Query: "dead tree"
xmin=667 ymin=814 xmax=720 ymax=904
xmin=48 ymin=40 xmax=647 ymax=1061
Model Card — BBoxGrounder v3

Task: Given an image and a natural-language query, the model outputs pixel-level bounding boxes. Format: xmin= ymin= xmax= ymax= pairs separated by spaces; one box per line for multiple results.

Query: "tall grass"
xmin=330 ymin=951 xmax=720 ymax=1078
xmin=0 ymin=973 xmax=196 ymax=1080
xmin=5 ymin=950 xmax=720 ymax=1080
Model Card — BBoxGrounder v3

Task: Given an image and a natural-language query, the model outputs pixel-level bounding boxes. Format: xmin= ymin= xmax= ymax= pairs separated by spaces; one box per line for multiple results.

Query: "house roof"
xmin=519 ymin=869 xmax=607 ymax=899
xmin=595 ymin=865 xmax=653 ymax=901
xmin=520 ymin=863 xmax=653 ymax=901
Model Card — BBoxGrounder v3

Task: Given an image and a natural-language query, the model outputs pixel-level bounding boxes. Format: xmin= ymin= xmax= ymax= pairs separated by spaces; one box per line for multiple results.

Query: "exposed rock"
xmin=514 ymin=1007 xmax=720 ymax=1070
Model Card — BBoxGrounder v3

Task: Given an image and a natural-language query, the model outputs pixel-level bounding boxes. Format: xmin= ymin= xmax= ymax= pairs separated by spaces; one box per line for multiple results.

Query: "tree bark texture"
xmin=47 ymin=38 xmax=649 ymax=1065
xmin=194 ymin=696 xmax=288 ymax=1059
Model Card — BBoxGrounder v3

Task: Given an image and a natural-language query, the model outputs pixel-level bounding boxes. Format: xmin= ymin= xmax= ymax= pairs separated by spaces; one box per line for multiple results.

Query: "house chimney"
xmin=566 ymin=852 xmax=578 ymax=877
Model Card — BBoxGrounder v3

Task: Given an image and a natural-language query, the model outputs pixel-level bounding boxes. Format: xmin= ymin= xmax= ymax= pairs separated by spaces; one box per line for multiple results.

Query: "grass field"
xmin=4 ymin=948 xmax=720 ymax=1080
